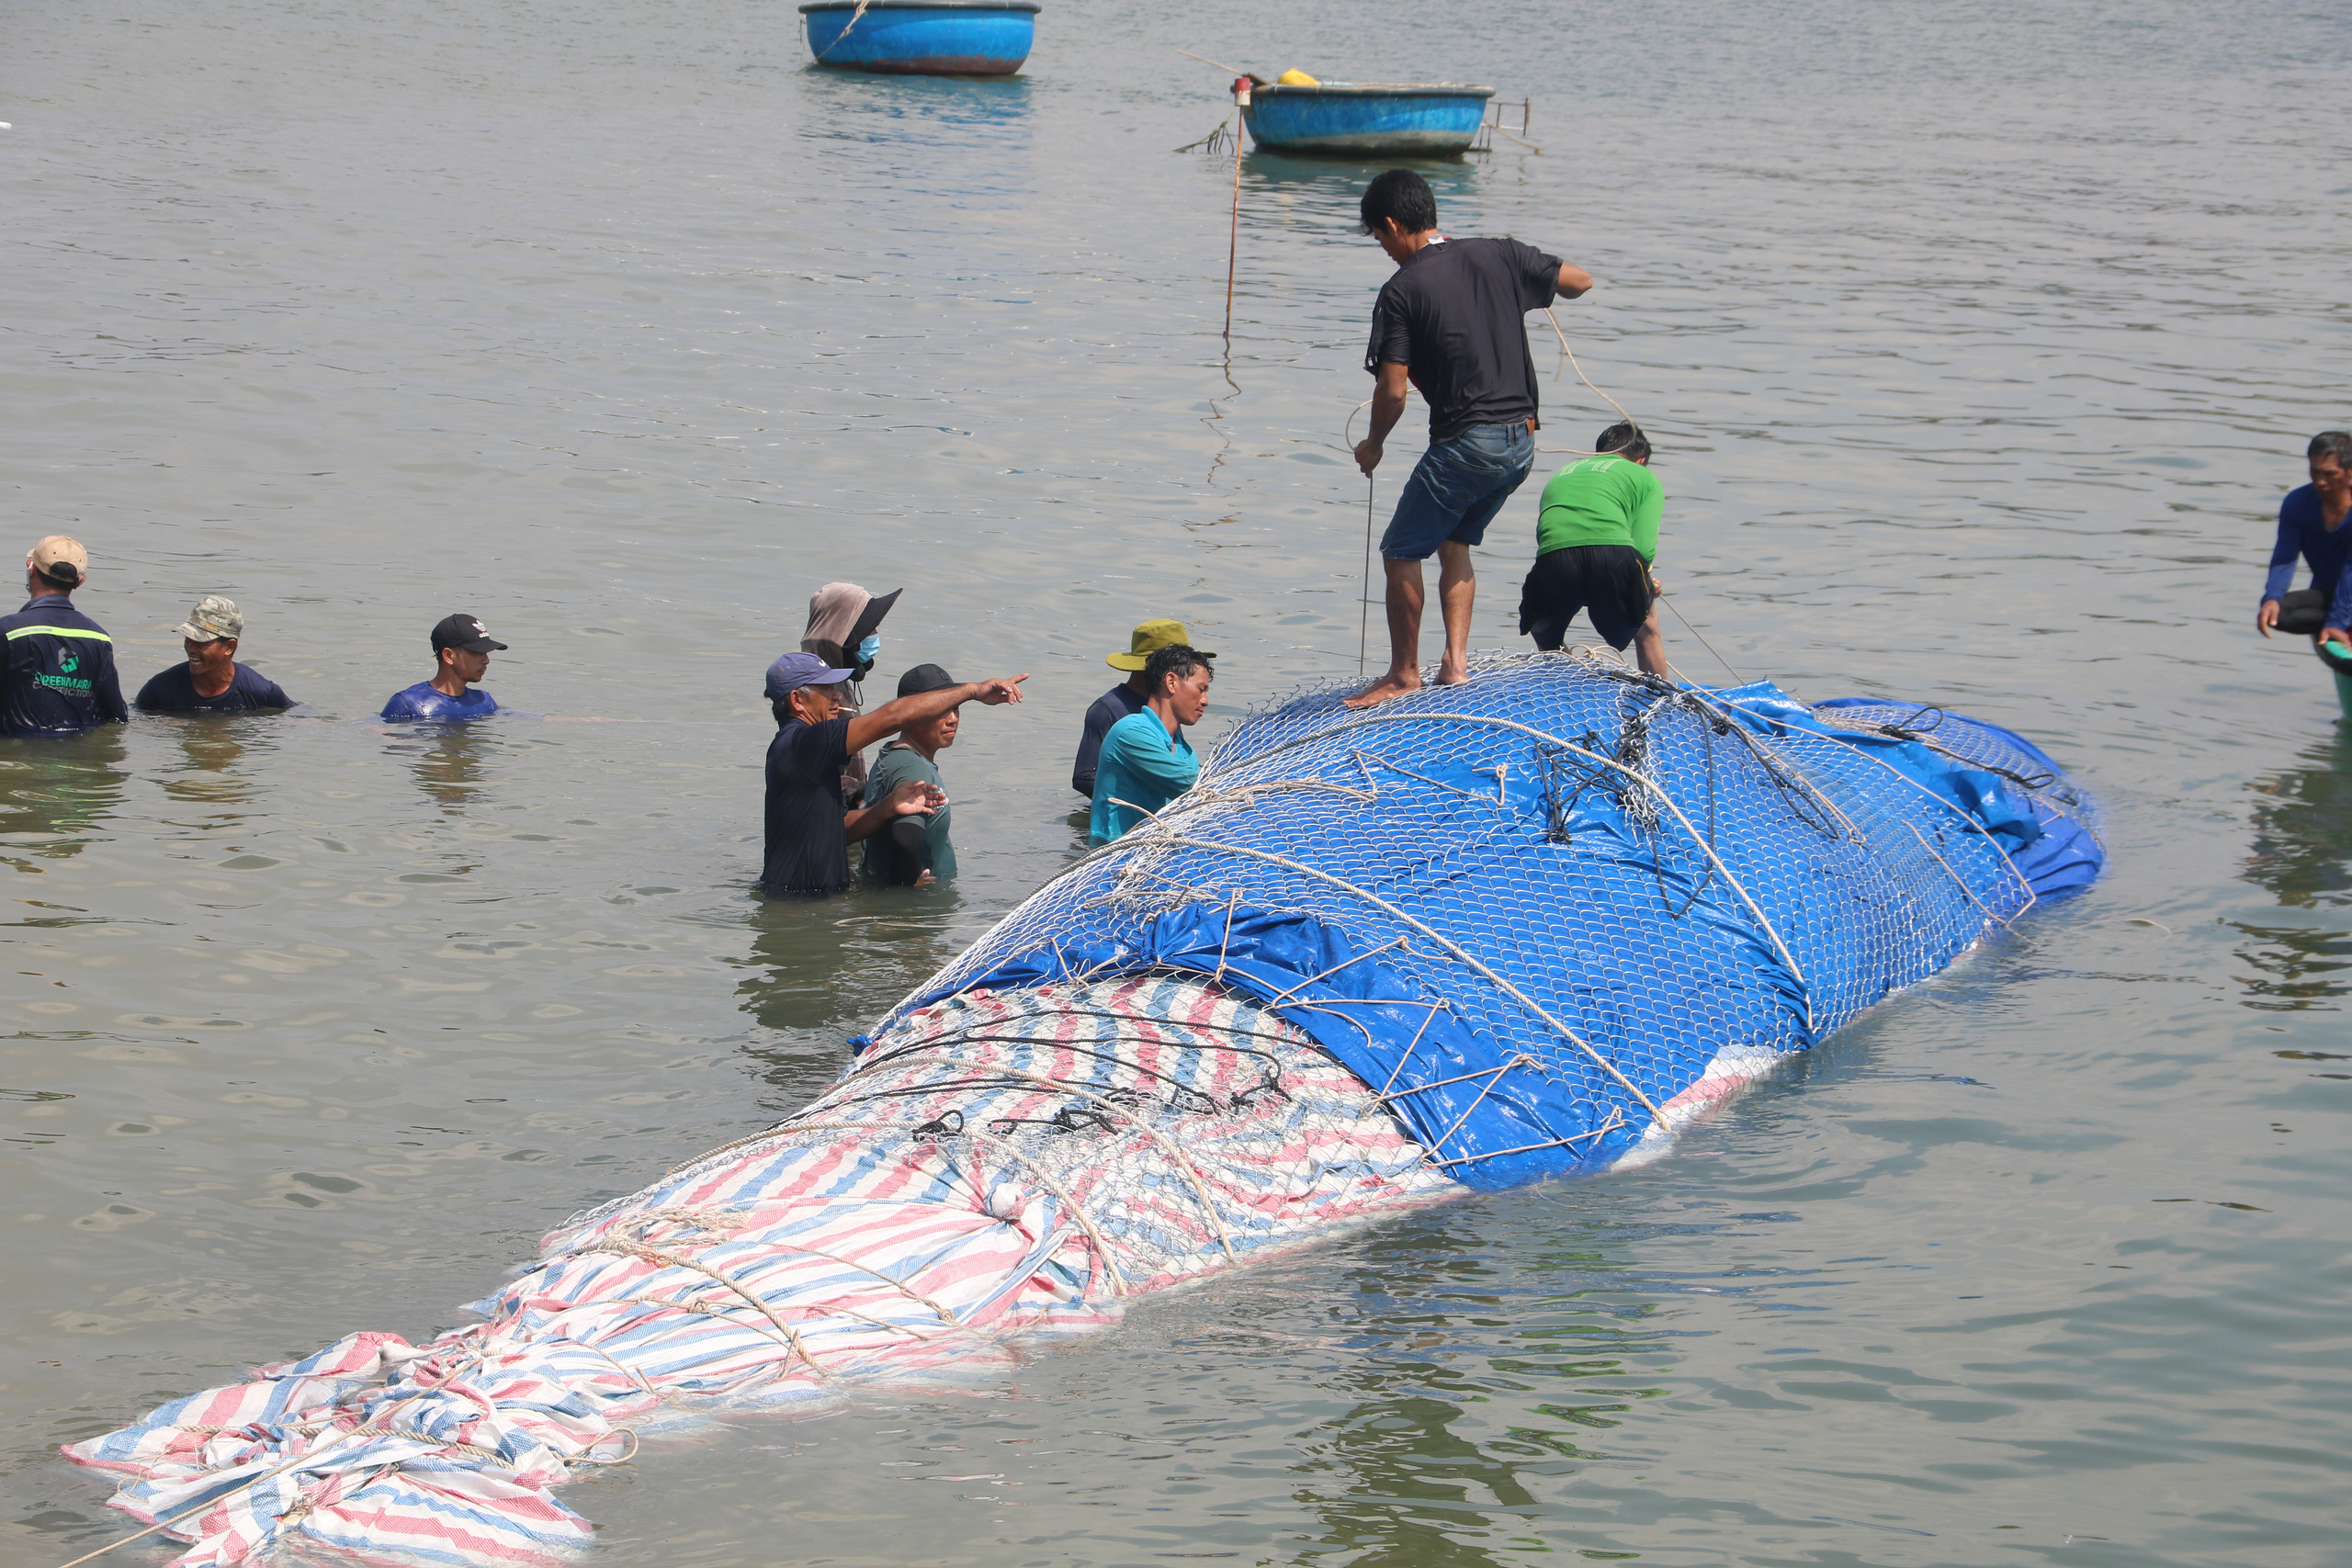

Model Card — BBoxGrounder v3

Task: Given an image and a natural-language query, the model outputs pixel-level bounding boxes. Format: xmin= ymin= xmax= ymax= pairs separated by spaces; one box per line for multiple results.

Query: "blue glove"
xmin=857 ymin=634 xmax=880 ymax=666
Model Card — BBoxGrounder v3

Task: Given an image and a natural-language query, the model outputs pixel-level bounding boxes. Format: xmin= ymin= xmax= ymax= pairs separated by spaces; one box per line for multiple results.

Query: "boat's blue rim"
xmin=799 ymin=1 xmax=1040 ymax=11
xmin=1253 ymin=83 xmax=1495 ymax=99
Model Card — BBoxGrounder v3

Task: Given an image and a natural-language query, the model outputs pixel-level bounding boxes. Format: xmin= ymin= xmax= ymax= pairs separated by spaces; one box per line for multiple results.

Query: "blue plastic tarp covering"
xmin=885 ymin=662 xmax=2103 ymax=1189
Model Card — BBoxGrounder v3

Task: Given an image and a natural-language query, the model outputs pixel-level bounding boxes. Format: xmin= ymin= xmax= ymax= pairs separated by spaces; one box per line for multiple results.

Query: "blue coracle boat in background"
xmin=1240 ymin=82 xmax=1497 ymax=156
xmin=799 ymin=0 xmax=1040 ymax=75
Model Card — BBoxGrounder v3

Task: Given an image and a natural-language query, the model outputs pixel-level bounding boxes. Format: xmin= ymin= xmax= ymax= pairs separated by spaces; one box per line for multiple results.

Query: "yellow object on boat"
xmin=1276 ymin=68 xmax=1319 ymax=85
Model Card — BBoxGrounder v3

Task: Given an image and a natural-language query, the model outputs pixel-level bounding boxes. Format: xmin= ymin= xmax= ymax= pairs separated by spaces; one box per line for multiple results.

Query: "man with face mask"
xmin=801 ymin=582 xmax=902 ymax=807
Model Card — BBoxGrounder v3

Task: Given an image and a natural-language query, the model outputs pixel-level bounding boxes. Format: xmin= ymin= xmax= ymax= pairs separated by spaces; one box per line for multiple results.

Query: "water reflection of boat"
xmin=1241 ymin=83 xmax=1496 ymax=156
xmin=799 ymin=0 xmax=1040 ymax=76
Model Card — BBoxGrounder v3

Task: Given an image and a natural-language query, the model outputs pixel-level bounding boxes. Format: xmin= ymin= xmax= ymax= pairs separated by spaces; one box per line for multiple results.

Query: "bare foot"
xmin=1433 ymin=656 xmax=1469 ymax=686
xmin=1344 ymin=671 xmax=1423 ymax=708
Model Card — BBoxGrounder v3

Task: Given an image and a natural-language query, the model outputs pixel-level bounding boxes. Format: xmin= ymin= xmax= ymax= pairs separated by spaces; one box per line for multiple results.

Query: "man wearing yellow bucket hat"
xmin=1071 ymin=619 xmax=1215 ymax=797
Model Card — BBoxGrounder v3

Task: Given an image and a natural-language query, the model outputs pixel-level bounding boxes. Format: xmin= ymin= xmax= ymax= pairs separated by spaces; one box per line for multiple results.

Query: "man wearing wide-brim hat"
xmin=1070 ymin=619 xmax=1216 ymax=799
xmin=1 ymin=536 xmax=128 ymax=738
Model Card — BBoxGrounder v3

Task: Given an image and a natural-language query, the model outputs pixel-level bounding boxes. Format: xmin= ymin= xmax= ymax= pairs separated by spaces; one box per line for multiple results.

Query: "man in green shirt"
xmin=862 ymin=663 xmax=961 ymax=886
xmin=1517 ymin=423 xmax=1668 ymax=674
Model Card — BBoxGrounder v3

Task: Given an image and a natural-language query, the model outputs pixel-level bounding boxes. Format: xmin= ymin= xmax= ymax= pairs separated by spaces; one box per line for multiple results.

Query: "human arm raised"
xmin=843 ymin=674 xmax=1026 ymax=754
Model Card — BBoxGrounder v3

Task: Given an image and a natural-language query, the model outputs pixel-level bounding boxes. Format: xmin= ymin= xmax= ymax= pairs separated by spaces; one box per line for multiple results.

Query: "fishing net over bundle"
xmin=61 ymin=653 xmax=2099 ymax=1566
xmin=894 ymin=652 xmax=2102 ymax=1185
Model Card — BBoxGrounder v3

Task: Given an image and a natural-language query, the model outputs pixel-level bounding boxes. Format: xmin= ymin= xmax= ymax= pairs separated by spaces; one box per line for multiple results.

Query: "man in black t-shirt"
xmin=135 ymin=596 xmax=296 ymax=714
xmin=759 ymin=650 xmax=1028 ymax=896
xmin=1348 ymin=169 xmax=1594 ymax=707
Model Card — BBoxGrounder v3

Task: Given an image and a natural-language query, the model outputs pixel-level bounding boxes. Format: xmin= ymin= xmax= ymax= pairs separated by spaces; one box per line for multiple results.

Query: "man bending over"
xmin=1350 ymin=168 xmax=1593 ymax=706
xmin=1519 ymin=423 xmax=1668 ymax=674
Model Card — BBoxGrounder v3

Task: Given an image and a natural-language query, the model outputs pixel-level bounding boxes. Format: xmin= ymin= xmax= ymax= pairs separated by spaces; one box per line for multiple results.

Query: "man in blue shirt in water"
xmin=381 ymin=614 xmax=508 ymax=721
xmin=1 ymin=536 xmax=129 ymax=738
xmin=2257 ymin=431 xmax=2352 ymax=660
xmin=136 ymin=596 xmax=295 ymax=713
xmin=1090 ymin=644 xmax=1212 ymax=845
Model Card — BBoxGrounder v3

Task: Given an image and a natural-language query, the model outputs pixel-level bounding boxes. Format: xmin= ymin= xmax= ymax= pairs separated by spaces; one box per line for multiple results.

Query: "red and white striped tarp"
xmin=66 ymin=975 xmax=1458 ymax=1565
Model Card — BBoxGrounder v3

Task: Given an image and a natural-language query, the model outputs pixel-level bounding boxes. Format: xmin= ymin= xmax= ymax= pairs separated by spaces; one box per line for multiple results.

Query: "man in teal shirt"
xmin=863 ymin=662 xmax=960 ymax=886
xmin=1517 ymin=423 xmax=1668 ymax=673
xmin=1089 ymin=644 xmax=1212 ymax=845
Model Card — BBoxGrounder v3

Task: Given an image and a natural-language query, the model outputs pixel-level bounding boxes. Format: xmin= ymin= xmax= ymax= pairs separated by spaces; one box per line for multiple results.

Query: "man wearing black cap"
xmin=2 ymin=536 xmax=128 ymax=738
xmin=760 ymin=650 xmax=1026 ymax=897
xmin=864 ymin=663 xmax=963 ymax=886
xmin=380 ymin=615 xmax=510 ymax=722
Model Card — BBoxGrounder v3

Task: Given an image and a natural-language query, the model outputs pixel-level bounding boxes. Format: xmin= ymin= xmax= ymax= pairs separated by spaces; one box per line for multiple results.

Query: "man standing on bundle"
xmin=1 ymin=536 xmax=128 ymax=738
xmin=1350 ymin=169 xmax=1593 ymax=707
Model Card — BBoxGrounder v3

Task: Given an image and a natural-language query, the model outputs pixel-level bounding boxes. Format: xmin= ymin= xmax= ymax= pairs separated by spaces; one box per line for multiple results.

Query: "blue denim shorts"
xmin=1380 ymin=421 xmax=1535 ymax=561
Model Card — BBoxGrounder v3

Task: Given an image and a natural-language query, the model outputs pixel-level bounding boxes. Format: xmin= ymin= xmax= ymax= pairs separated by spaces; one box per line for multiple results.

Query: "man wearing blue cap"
xmin=761 ymin=650 xmax=1027 ymax=897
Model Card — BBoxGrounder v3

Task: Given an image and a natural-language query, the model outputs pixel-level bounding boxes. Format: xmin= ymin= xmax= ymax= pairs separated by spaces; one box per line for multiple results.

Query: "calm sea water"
xmin=5 ymin=2 xmax=2349 ymax=1563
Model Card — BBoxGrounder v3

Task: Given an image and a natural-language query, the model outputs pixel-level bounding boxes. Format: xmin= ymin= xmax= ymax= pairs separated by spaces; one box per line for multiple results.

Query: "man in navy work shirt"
xmin=1071 ymin=617 xmax=1213 ymax=797
xmin=136 ymin=595 xmax=295 ymax=714
xmin=2257 ymin=431 xmax=2352 ymax=660
xmin=1349 ymin=169 xmax=1594 ymax=707
xmin=381 ymin=614 xmax=507 ymax=722
xmin=761 ymin=650 xmax=1027 ymax=897
xmin=1 ymin=536 xmax=128 ymax=739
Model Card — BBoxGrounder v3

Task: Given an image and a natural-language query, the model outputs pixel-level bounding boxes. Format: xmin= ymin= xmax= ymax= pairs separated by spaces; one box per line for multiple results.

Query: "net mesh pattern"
xmin=890 ymin=653 xmax=2099 ymax=1181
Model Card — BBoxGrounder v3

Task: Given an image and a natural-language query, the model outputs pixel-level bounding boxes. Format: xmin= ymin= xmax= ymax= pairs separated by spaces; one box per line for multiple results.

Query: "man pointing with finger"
xmin=1350 ymin=169 xmax=1593 ymax=707
xmin=759 ymin=651 xmax=1027 ymax=897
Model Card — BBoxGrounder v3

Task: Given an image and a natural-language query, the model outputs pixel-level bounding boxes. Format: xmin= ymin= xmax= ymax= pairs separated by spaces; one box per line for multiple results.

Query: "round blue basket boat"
xmin=798 ymin=0 xmax=1040 ymax=76
xmin=1241 ymin=82 xmax=1496 ymax=156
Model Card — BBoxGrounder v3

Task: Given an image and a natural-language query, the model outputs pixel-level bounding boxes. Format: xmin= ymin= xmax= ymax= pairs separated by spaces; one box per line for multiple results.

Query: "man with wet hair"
xmin=761 ymin=650 xmax=1026 ymax=897
xmin=1519 ymin=423 xmax=1668 ymax=675
xmin=1 ymin=536 xmax=128 ymax=738
xmin=1089 ymin=643 xmax=1211 ymax=846
xmin=2258 ymin=431 xmax=2352 ymax=660
xmin=1350 ymin=168 xmax=1594 ymax=707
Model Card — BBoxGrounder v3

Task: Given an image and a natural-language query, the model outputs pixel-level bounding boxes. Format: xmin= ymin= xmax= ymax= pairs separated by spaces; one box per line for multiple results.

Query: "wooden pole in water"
xmin=1224 ymin=85 xmax=1244 ymax=340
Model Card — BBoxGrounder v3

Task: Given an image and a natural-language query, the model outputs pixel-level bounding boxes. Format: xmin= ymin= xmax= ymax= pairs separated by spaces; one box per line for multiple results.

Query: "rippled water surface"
xmin=5 ymin=1 xmax=2350 ymax=1563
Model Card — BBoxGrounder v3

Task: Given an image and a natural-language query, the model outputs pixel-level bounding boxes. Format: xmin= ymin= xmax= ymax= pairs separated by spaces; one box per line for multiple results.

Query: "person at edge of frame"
xmin=760 ymin=649 xmax=1025 ymax=897
xmin=1519 ymin=422 xmax=1669 ymax=675
xmin=1089 ymin=643 xmax=1212 ymax=847
xmin=1071 ymin=618 xmax=1215 ymax=798
xmin=1349 ymin=167 xmax=1593 ymax=708
xmin=0 ymin=536 xmax=128 ymax=739
xmin=2256 ymin=430 xmax=2352 ymax=667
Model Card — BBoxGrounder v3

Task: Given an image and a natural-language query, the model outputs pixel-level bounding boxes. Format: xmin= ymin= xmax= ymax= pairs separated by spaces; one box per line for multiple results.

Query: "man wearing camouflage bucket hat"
xmin=134 ymin=595 xmax=295 ymax=714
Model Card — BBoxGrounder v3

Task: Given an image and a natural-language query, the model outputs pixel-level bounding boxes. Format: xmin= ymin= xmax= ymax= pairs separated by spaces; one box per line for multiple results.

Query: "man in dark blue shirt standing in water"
xmin=761 ymin=650 xmax=1026 ymax=897
xmin=136 ymin=596 xmax=296 ymax=714
xmin=1350 ymin=170 xmax=1593 ymax=707
xmin=1 ymin=536 xmax=128 ymax=738
xmin=2257 ymin=431 xmax=2352 ymax=660
xmin=381 ymin=615 xmax=507 ymax=722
